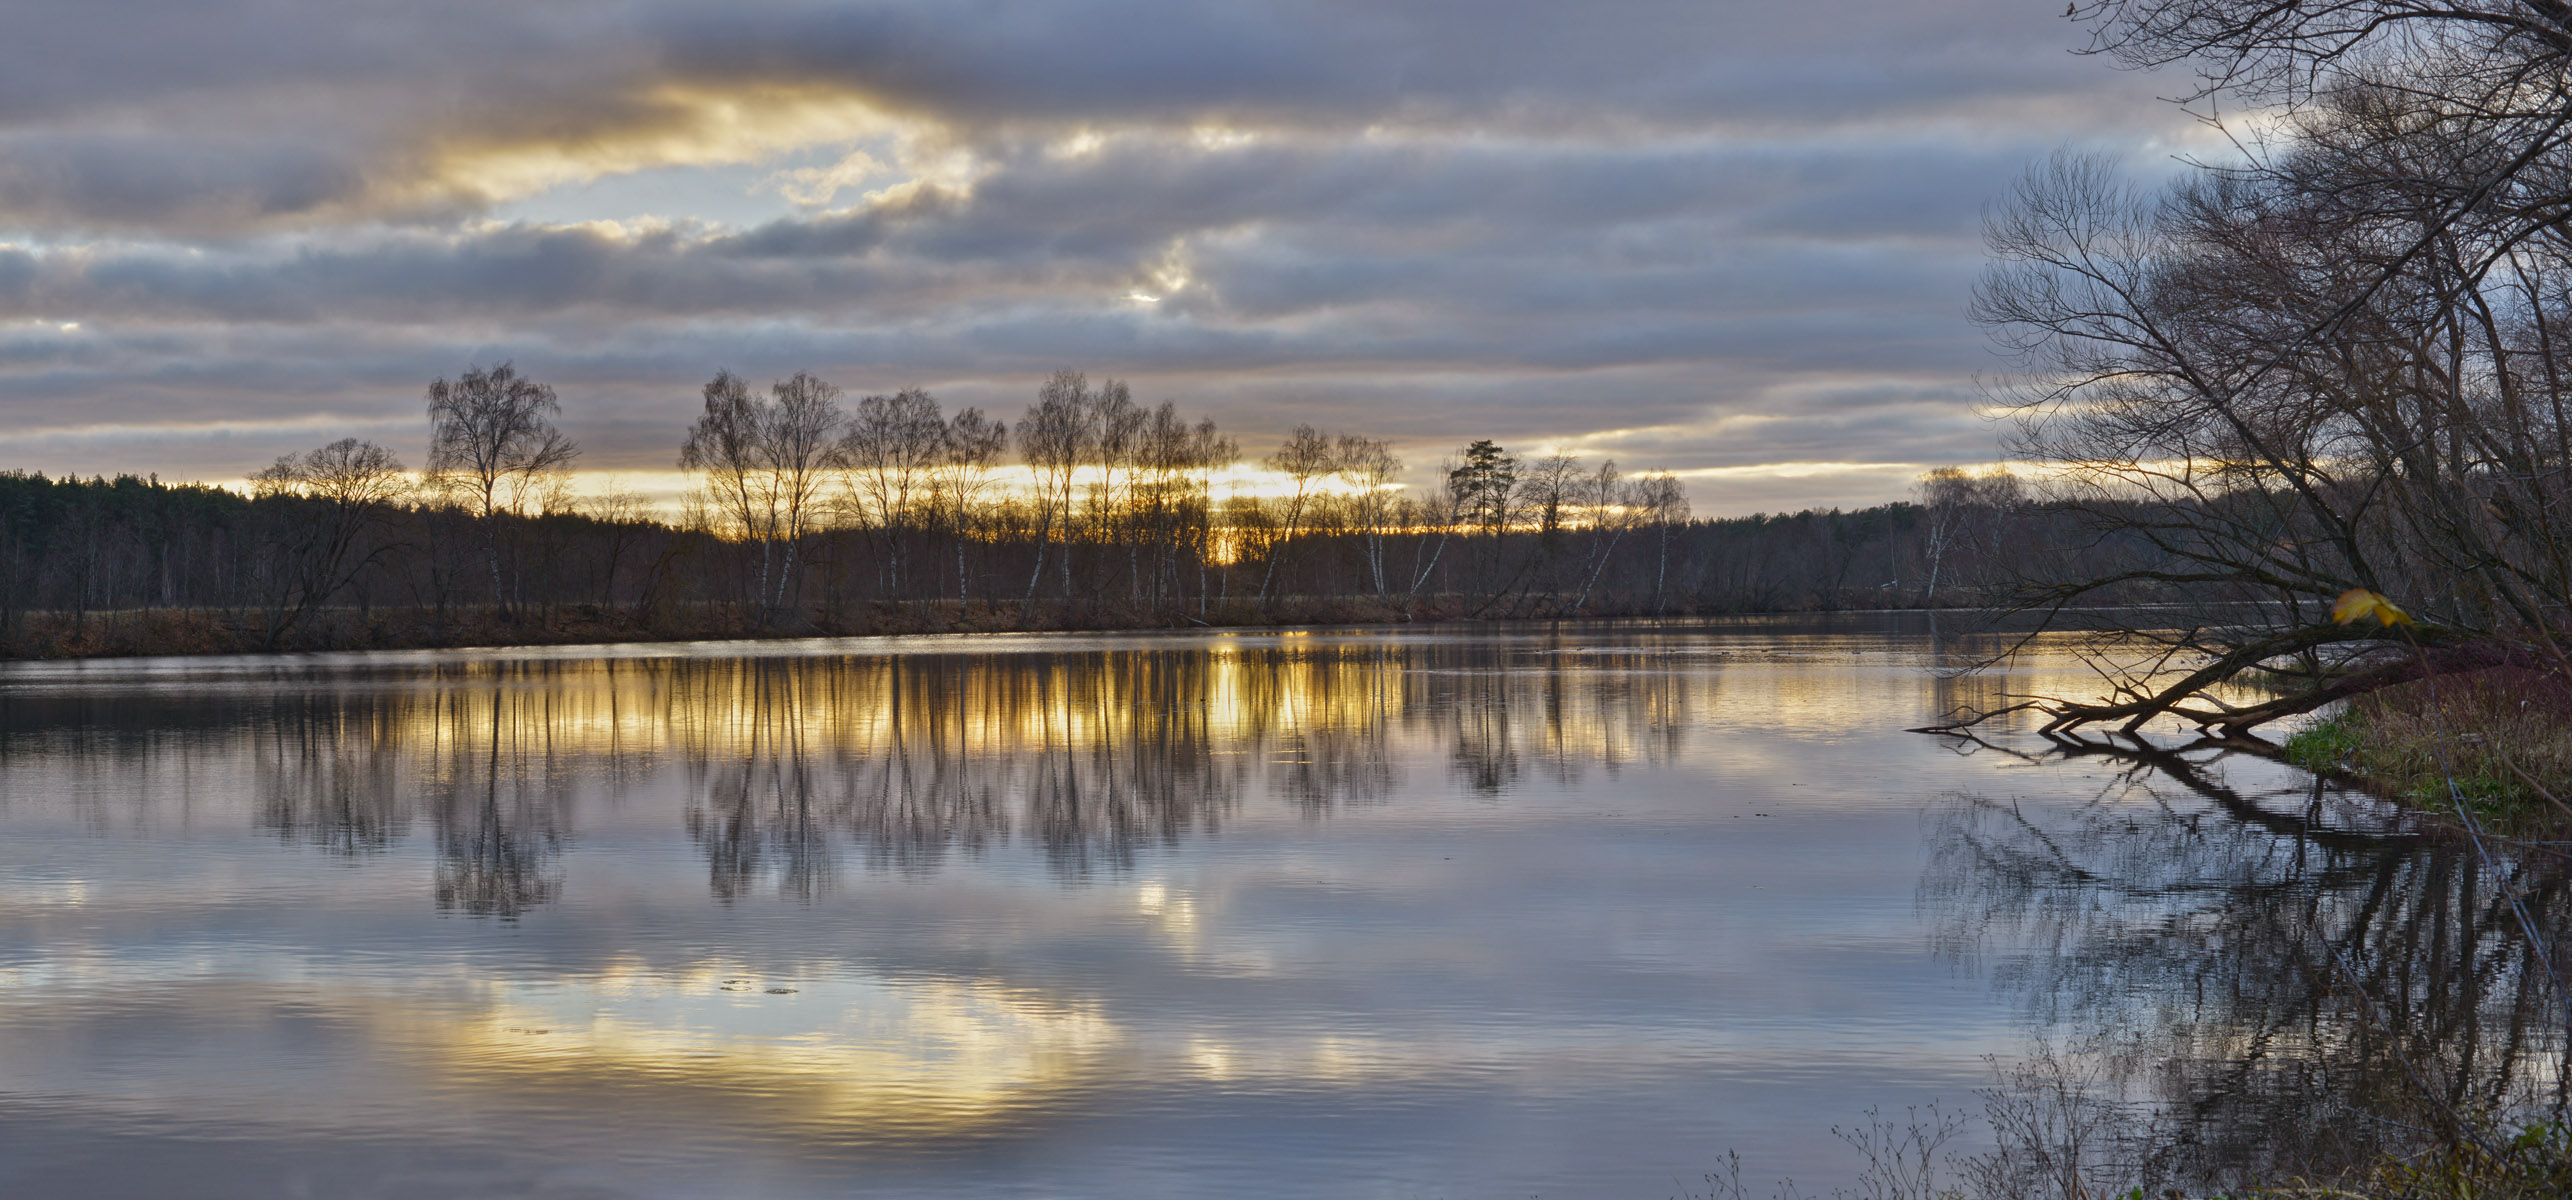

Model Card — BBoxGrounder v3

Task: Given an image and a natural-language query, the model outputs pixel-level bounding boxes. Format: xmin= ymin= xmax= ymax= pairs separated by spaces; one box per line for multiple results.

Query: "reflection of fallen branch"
xmin=1925 ymin=724 xmax=2423 ymax=855
xmin=1908 ymin=699 xmax=2054 ymax=735
xmin=1917 ymin=625 xmax=2538 ymax=740
xmin=1914 ymin=724 xmax=2048 ymax=762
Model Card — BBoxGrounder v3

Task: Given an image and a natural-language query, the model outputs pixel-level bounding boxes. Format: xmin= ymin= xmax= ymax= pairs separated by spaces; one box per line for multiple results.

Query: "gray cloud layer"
xmin=0 ymin=0 xmax=2187 ymax=508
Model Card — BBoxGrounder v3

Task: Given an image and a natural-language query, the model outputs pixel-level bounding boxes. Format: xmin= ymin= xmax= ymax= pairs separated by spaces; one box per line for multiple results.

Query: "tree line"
xmin=0 ymin=364 xmax=2059 ymax=658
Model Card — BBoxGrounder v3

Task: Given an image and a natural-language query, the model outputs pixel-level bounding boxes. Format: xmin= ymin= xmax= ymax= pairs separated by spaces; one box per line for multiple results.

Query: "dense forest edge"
xmin=0 ymin=456 xmax=2041 ymax=661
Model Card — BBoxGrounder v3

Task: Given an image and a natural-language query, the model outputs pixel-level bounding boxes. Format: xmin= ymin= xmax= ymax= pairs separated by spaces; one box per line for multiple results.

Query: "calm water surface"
xmin=0 ymin=618 xmax=2505 ymax=1197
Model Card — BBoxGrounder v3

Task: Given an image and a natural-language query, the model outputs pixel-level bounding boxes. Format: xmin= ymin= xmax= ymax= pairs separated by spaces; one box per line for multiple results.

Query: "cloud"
xmin=757 ymin=149 xmax=893 ymax=209
xmin=0 ymin=1 xmax=2165 ymax=237
xmin=0 ymin=129 xmax=2028 ymax=324
xmin=0 ymin=1 xmax=2196 ymax=512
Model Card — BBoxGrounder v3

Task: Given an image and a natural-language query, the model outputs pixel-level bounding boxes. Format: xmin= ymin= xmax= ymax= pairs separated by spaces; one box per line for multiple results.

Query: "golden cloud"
xmin=405 ymin=82 xmax=931 ymax=210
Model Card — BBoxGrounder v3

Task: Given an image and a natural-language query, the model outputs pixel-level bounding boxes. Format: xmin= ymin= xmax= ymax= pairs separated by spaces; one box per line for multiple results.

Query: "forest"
xmin=0 ymin=365 xmax=2048 ymax=658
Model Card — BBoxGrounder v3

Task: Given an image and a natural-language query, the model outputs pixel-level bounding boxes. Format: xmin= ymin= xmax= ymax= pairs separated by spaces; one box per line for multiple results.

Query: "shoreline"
xmin=2281 ymin=665 xmax=2572 ymax=836
xmin=0 ymin=597 xmax=2042 ymax=665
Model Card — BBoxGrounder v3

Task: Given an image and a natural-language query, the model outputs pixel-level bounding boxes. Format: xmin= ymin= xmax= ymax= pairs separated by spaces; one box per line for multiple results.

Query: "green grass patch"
xmin=2280 ymin=709 xmax=2363 ymax=774
xmin=2282 ymin=669 xmax=2572 ymax=833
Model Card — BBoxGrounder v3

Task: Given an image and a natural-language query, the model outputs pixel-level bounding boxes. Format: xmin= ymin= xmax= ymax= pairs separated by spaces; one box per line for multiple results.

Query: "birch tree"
xmin=1336 ymin=435 xmax=1401 ymax=598
xmin=1018 ymin=371 xmax=1099 ymax=614
xmin=1630 ymin=472 xmax=1689 ymax=613
xmin=1256 ymin=424 xmax=1335 ymax=603
xmin=934 ymin=407 xmax=1008 ymax=608
xmin=426 ymin=362 xmax=577 ymax=614
xmin=761 ymin=372 xmax=844 ymax=614
xmin=841 ymin=387 xmax=944 ymax=596
xmin=679 ymin=370 xmax=844 ymax=622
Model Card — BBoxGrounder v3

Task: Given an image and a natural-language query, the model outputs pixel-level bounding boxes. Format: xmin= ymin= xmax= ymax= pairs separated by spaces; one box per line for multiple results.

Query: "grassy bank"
xmin=2281 ymin=666 xmax=2572 ymax=834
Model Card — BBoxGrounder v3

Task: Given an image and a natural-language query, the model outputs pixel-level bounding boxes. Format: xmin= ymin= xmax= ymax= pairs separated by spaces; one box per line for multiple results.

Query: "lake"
xmin=0 ymin=617 xmax=2555 ymax=1198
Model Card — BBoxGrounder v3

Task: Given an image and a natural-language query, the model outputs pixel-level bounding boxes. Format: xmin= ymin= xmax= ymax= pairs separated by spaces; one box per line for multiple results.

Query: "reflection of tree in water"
xmin=254 ymin=696 xmax=405 ymax=856
xmin=662 ymin=651 xmax=1242 ymax=885
xmin=1924 ymin=734 xmax=2572 ymax=1191
xmin=1235 ymin=644 xmax=1401 ymax=815
xmin=9 ymin=630 xmax=1710 ymax=905
xmin=1024 ymin=651 xmax=1236 ymax=874
xmin=1274 ymin=720 xmax=1397 ymax=818
xmin=651 ymin=634 xmax=1702 ymax=885
xmin=1432 ymin=639 xmax=1691 ymax=796
xmin=681 ymin=660 xmax=834 ymax=902
xmin=1439 ymin=643 xmax=1523 ymax=796
xmin=420 ymin=682 xmax=566 ymax=919
xmin=829 ymin=658 xmax=1008 ymax=878
xmin=243 ymin=669 xmax=571 ymax=916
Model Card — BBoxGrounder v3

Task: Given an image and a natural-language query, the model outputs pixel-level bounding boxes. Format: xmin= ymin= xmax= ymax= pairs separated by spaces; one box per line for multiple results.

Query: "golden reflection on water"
xmin=214 ymin=634 xmax=1747 ymax=891
xmin=0 ymin=945 xmax=1446 ymax=1147
xmin=0 ymin=955 xmax=1118 ymax=1146
xmin=436 ymin=967 xmax=1122 ymax=1140
xmin=0 ymin=626 xmax=2189 ymax=912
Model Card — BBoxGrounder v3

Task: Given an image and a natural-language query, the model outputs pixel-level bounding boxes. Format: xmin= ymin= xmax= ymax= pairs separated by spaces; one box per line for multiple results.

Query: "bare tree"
xmin=1336 ymin=435 xmax=1402 ymax=598
xmin=426 ymin=362 xmax=577 ymax=614
xmin=1967 ymin=85 xmax=2572 ymax=731
xmin=933 ymin=407 xmax=1009 ymax=609
xmin=1631 ymin=472 xmax=1690 ymax=613
xmin=1487 ymin=451 xmax=1586 ymax=613
xmin=1915 ymin=467 xmax=2020 ymax=607
xmin=681 ymin=370 xmax=771 ymax=609
xmin=760 ymin=372 xmax=844 ymax=615
xmin=842 ymin=387 xmax=946 ymax=596
xmin=250 ymin=438 xmax=411 ymax=644
xmin=1089 ymin=382 xmax=1147 ymax=602
xmin=1157 ymin=412 xmax=1238 ymax=614
xmin=1569 ymin=460 xmax=1638 ymax=613
xmin=1523 ymin=453 xmax=1580 ymax=540
xmin=1018 ymin=370 xmax=1099 ymax=615
xmin=1132 ymin=404 xmax=1195 ymax=611
xmin=1257 ymin=424 xmax=1336 ymax=603
xmin=679 ymin=370 xmax=844 ymax=623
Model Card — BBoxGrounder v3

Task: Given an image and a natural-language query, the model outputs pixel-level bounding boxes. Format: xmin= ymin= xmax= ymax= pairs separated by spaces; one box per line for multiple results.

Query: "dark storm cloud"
xmin=0 ymin=0 xmax=2188 ymax=508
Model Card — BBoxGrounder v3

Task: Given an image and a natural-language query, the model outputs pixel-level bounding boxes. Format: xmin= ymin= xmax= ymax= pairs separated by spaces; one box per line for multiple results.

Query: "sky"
xmin=0 ymin=0 xmax=2202 ymax=515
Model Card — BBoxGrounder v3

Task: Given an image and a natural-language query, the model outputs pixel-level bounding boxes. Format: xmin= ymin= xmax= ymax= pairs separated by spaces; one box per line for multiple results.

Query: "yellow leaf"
xmin=2332 ymin=588 xmax=2412 ymax=627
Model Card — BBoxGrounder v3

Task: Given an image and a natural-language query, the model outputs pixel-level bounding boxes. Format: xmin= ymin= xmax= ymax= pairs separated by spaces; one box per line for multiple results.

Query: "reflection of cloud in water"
xmin=442 ymin=966 xmax=1120 ymax=1142
xmin=0 ymin=950 xmax=1116 ymax=1147
xmin=0 ymin=945 xmax=1507 ymax=1151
